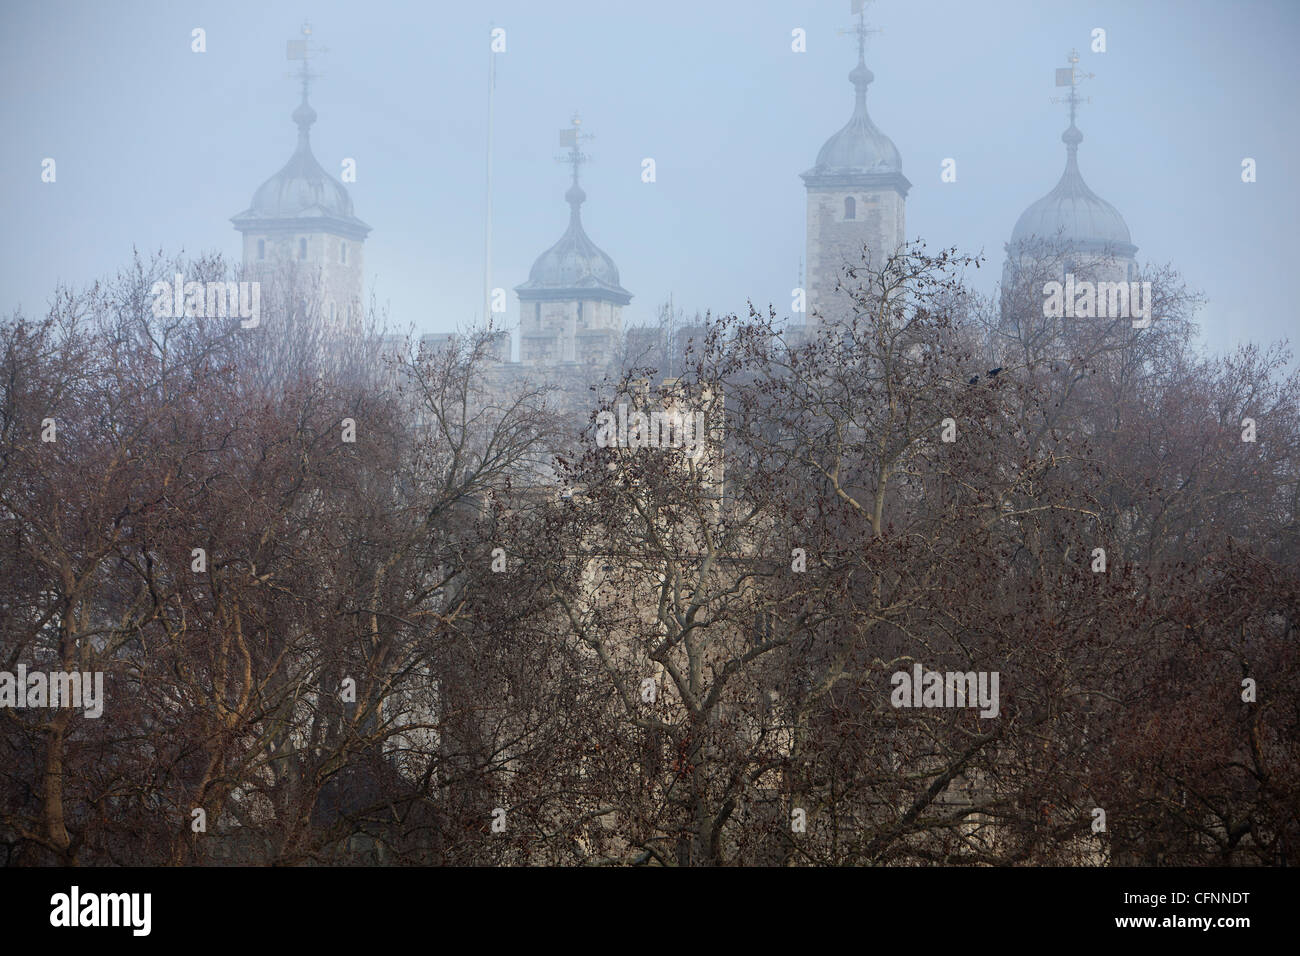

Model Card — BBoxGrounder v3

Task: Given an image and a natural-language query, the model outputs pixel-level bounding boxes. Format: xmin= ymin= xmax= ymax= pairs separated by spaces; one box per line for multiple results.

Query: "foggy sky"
xmin=2 ymin=0 xmax=1296 ymax=358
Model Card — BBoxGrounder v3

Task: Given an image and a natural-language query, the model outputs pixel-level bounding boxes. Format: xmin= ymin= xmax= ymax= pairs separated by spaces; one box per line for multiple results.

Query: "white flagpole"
xmin=484 ymin=25 xmax=496 ymax=330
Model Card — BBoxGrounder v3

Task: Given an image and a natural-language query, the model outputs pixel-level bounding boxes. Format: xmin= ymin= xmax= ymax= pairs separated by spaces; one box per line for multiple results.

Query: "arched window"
xmin=844 ymin=196 xmax=856 ymax=220
xmin=534 ymin=303 xmax=541 ymax=326
xmin=340 ymin=242 xmax=347 ymax=264
xmin=298 ymin=237 xmax=308 ymax=260
xmin=257 ymin=238 xmax=265 ymax=260
xmin=577 ymin=301 xmax=584 ymax=326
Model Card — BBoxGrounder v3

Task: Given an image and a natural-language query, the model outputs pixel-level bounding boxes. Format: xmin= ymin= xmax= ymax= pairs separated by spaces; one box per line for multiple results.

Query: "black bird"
xmin=968 ymin=375 xmax=979 ymax=385
xmin=988 ymin=367 xmax=1002 ymax=377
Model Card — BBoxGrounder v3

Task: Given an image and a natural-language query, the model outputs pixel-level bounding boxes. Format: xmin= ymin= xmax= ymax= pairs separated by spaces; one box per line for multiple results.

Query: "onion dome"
xmin=802 ymin=42 xmax=910 ymax=192
xmin=1009 ymin=123 xmax=1135 ymax=257
xmin=231 ymin=86 xmax=370 ymax=240
xmin=516 ymin=176 xmax=630 ymax=304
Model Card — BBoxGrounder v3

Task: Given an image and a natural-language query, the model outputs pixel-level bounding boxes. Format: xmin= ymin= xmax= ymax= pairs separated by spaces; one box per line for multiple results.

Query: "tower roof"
xmin=231 ymin=40 xmax=370 ymax=241
xmin=801 ymin=13 xmax=909 ymax=192
xmin=516 ymin=116 xmax=631 ymax=305
xmin=1008 ymin=123 xmax=1134 ymax=256
xmin=1008 ymin=52 xmax=1135 ymax=258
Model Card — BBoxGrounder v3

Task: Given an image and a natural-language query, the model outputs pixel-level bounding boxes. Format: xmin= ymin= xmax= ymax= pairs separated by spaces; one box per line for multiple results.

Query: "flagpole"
xmin=484 ymin=24 xmax=496 ymax=330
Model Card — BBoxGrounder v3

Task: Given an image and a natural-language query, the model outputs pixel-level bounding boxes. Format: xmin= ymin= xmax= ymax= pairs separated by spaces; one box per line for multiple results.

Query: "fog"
xmin=2 ymin=0 xmax=1296 ymax=358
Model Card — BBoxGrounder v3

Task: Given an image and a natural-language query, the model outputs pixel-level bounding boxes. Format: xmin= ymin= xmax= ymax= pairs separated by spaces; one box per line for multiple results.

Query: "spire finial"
xmin=838 ymin=1 xmax=881 ymax=106
xmin=556 ymin=112 xmax=594 ymax=219
xmin=1051 ymin=48 xmax=1094 ymax=153
xmin=286 ymin=20 xmax=326 ymax=144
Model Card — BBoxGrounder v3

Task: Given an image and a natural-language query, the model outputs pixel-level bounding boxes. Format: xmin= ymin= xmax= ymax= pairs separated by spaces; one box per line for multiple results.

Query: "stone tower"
xmin=231 ymin=23 xmax=370 ymax=328
xmin=801 ymin=11 xmax=910 ymax=329
xmin=516 ymin=114 xmax=632 ymax=366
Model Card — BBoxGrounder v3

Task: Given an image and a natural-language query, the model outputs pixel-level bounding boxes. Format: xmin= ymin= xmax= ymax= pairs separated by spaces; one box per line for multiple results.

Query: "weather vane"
xmin=556 ymin=111 xmax=595 ymax=184
xmin=1050 ymin=49 xmax=1095 ymax=126
xmin=836 ymin=0 xmax=882 ymax=61
xmin=285 ymin=20 xmax=328 ymax=99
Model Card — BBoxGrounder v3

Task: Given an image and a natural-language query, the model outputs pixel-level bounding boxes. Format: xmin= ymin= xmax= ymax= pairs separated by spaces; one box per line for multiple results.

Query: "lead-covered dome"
xmin=801 ymin=46 xmax=910 ymax=195
xmin=516 ymin=183 xmax=631 ymax=303
xmin=231 ymin=96 xmax=370 ymax=239
xmin=1009 ymin=124 xmax=1134 ymax=255
xmin=811 ymin=63 xmax=901 ymax=174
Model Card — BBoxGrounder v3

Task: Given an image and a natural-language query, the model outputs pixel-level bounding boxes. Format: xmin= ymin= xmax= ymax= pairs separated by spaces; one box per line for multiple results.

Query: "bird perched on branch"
xmin=968 ymin=367 xmax=1003 ymax=385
